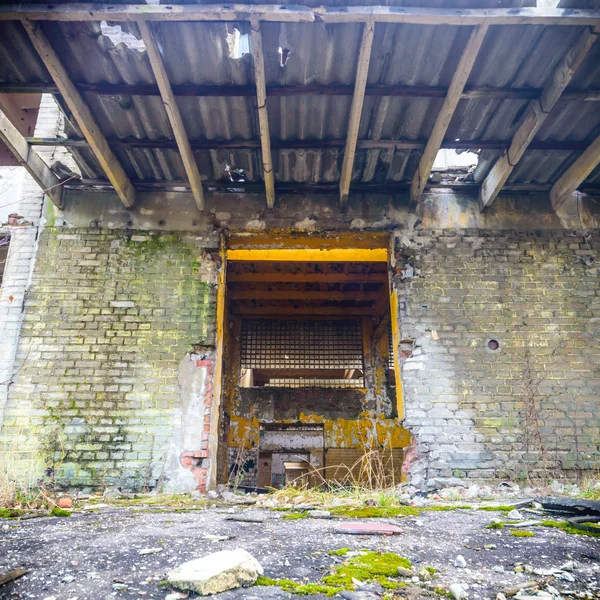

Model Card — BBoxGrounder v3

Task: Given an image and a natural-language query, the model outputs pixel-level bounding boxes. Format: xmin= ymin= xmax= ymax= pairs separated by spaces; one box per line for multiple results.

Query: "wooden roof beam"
xmin=228 ymin=290 xmax=382 ymax=301
xmin=21 ymin=19 xmax=135 ymax=208
xmin=479 ymin=26 xmax=599 ymax=211
xmin=3 ymin=81 xmax=600 ymax=102
xmin=340 ymin=20 xmax=374 ymax=210
xmin=138 ymin=20 xmax=204 ymax=211
xmin=550 ymin=134 xmax=600 ymax=211
xmin=0 ymin=109 xmax=63 ymax=208
xmin=411 ymin=23 xmax=488 ymax=206
xmin=2 ymin=4 xmax=600 ymax=25
xmin=250 ymin=18 xmax=275 ymax=209
xmin=227 ymin=272 xmax=388 ymax=283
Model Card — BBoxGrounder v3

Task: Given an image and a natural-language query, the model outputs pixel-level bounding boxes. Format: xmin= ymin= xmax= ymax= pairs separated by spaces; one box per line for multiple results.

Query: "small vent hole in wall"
xmin=488 ymin=339 xmax=500 ymax=351
xmin=278 ymin=47 xmax=290 ymax=67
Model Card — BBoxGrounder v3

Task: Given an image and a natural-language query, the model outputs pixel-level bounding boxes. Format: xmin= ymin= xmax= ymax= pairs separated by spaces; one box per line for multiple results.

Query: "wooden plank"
xmin=138 ymin=20 xmax=204 ymax=211
xmin=2 ymin=4 xmax=600 ymax=25
xmin=228 ymin=289 xmax=382 ymax=301
xmin=0 ymin=110 xmax=63 ymax=208
xmin=480 ymin=27 xmax=599 ymax=211
xmin=340 ymin=20 xmax=375 ymax=209
xmin=550 ymin=134 xmax=600 ymax=210
xmin=0 ymin=568 xmax=27 ymax=587
xmin=4 ymin=81 xmax=600 ymax=102
xmin=21 ymin=19 xmax=135 ymax=208
xmin=229 ymin=305 xmax=381 ymax=316
xmin=227 ymin=272 xmax=388 ymax=283
xmin=250 ymin=18 xmax=275 ymax=209
xmin=411 ymin=23 xmax=488 ymax=205
xmin=25 ymin=135 xmax=594 ymax=153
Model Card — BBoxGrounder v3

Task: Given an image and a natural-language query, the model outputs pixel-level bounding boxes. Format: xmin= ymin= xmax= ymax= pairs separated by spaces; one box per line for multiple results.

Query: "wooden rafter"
xmin=230 ymin=305 xmax=382 ymax=316
xmin=227 ymin=272 xmax=388 ymax=283
xmin=480 ymin=27 xmax=600 ymax=211
xmin=228 ymin=290 xmax=382 ymax=301
xmin=411 ymin=23 xmax=488 ymax=205
xmin=550 ymin=134 xmax=600 ymax=210
xmin=340 ymin=20 xmax=374 ymax=209
xmin=21 ymin=19 xmax=135 ymax=208
xmin=3 ymin=81 xmax=600 ymax=102
xmin=0 ymin=109 xmax=63 ymax=208
xmin=24 ymin=135 xmax=595 ymax=153
xmin=250 ymin=18 xmax=275 ymax=209
xmin=2 ymin=4 xmax=600 ymax=26
xmin=138 ymin=20 xmax=204 ymax=211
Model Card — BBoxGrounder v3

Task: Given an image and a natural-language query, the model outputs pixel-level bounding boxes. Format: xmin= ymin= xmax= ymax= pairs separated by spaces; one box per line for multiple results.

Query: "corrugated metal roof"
xmin=1 ymin=1 xmax=599 ymax=192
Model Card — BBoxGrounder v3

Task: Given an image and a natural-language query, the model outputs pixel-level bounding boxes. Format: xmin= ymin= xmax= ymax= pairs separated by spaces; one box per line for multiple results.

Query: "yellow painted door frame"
xmin=210 ymin=232 xmax=405 ymax=488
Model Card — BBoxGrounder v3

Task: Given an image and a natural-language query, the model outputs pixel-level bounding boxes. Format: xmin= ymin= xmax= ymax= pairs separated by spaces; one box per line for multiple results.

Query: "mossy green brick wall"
xmin=396 ymin=230 xmax=600 ymax=483
xmin=1 ymin=228 xmax=217 ymax=490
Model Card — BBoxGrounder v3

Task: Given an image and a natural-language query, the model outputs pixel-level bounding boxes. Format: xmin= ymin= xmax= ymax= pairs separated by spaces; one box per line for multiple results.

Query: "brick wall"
xmin=395 ymin=229 xmax=600 ymax=485
xmin=1 ymin=229 xmax=218 ymax=490
xmin=2 ymin=225 xmax=599 ymax=491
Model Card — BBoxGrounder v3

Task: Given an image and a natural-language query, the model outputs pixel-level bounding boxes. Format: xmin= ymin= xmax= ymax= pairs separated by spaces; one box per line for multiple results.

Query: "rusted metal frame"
xmin=411 ymin=23 xmax=489 ymax=206
xmin=4 ymin=81 xmax=600 ymax=102
xmin=2 ymin=4 xmax=600 ymax=25
xmin=20 ymin=19 xmax=135 ymax=208
xmin=138 ymin=20 xmax=204 ymax=211
xmin=479 ymin=26 xmax=600 ymax=211
xmin=550 ymin=134 xmax=600 ymax=210
xmin=25 ymin=135 xmax=594 ymax=153
xmin=0 ymin=109 xmax=64 ymax=208
xmin=249 ymin=18 xmax=275 ymax=209
xmin=340 ymin=19 xmax=375 ymax=209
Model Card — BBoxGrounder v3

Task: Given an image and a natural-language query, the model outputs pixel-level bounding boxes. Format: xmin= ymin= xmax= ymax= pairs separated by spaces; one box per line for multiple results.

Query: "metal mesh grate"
xmin=241 ymin=319 xmax=363 ymax=370
xmin=388 ymin=326 xmax=395 ymax=370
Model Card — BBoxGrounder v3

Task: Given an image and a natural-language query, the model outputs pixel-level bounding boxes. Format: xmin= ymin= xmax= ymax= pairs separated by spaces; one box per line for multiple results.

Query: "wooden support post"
xmin=479 ymin=27 xmax=599 ymax=211
xmin=21 ymin=19 xmax=135 ymax=208
xmin=250 ymin=18 xmax=275 ymax=209
xmin=550 ymin=134 xmax=600 ymax=210
xmin=0 ymin=110 xmax=64 ymax=208
xmin=138 ymin=20 xmax=204 ymax=211
xmin=411 ymin=23 xmax=488 ymax=205
xmin=339 ymin=20 xmax=374 ymax=210
xmin=372 ymin=313 xmax=391 ymax=346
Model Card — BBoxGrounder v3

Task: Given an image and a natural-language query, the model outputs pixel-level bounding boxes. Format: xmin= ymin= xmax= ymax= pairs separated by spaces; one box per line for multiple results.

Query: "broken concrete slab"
xmin=334 ymin=522 xmax=403 ymax=535
xmin=166 ymin=548 xmax=263 ymax=595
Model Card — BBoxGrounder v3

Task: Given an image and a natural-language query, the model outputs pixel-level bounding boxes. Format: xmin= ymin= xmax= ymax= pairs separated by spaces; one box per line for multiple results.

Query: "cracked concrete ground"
xmin=1 ymin=504 xmax=599 ymax=600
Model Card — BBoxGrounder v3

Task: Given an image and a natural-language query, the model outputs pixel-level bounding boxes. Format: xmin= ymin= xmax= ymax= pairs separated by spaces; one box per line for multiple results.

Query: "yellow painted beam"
xmin=389 ymin=290 xmax=404 ymax=420
xmin=226 ymin=248 xmax=388 ymax=262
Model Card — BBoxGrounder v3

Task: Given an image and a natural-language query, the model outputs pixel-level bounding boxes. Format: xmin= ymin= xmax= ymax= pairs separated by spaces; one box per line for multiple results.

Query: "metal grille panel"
xmin=241 ymin=319 xmax=363 ymax=370
xmin=268 ymin=378 xmax=364 ymax=389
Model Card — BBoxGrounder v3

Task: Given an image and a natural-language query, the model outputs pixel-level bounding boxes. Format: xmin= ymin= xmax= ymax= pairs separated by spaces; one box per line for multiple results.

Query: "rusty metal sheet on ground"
xmin=334 ymin=522 xmax=403 ymax=535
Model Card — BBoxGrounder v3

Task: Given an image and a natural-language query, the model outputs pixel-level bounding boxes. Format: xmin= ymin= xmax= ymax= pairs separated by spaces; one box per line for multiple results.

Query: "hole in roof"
xmin=225 ymin=163 xmax=246 ymax=183
xmin=430 ymin=149 xmax=480 ymax=184
xmin=278 ymin=47 xmax=290 ymax=68
xmin=227 ymin=27 xmax=249 ymax=59
xmin=100 ymin=21 xmax=146 ymax=52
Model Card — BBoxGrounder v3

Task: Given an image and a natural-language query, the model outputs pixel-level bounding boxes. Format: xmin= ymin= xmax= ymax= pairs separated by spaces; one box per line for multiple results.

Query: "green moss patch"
xmin=322 ymin=551 xmax=412 ymax=588
xmin=478 ymin=505 xmax=515 ymax=512
xmin=538 ymin=520 xmax=600 ymax=538
xmin=282 ymin=512 xmax=308 ymax=520
xmin=510 ymin=530 xmax=535 ymax=537
xmin=50 ymin=507 xmax=71 ymax=517
xmin=0 ymin=508 xmax=25 ymax=519
xmin=256 ymin=551 xmax=412 ymax=596
xmin=256 ymin=577 xmax=341 ymax=597
xmin=330 ymin=506 xmax=420 ymax=518
xmin=328 ymin=548 xmax=350 ymax=556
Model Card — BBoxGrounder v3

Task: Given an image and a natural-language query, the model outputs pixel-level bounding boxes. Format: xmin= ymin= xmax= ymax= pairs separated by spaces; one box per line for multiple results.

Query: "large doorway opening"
xmin=216 ymin=234 xmax=409 ymax=489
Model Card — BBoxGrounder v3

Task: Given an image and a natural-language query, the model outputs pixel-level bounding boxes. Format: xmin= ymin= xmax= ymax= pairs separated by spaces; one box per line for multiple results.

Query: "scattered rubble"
xmin=166 ymin=549 xmax=263 ymax=595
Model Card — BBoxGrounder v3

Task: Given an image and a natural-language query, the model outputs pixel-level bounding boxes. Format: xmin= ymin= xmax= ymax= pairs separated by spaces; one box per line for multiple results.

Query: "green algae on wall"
xmin=1 ymin=228 xmax=218 ymax=491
